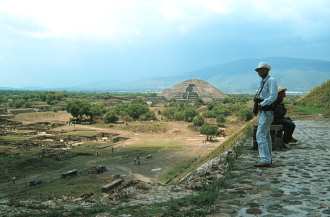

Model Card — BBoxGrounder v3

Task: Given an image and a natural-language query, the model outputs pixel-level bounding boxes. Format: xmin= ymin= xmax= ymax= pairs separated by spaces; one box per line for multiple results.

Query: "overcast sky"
xmin=0 ymin=0 xmax=330 ymax=88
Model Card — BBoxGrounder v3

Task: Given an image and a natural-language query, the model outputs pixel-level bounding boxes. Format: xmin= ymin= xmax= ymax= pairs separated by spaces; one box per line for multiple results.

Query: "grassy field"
xmin=13 ymin=111 xmax=71 ymax=124
xmin=0 ymin=135 xmax=189 ymax=200
xmin=62 ymin=130 xmax=101 ymax=137
xmin=0 ymin=109 xmax=247 ymax=201
xmin=0 ymin=90 xmax=259 ymax=216
xmin=0 ymin=135 xmax=32 ymax=143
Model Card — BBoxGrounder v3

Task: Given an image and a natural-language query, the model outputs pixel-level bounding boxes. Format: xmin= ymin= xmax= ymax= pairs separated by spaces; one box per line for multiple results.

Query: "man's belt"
xmin=253 ymin=98 xmax=276 ymax=113
xmin=260 ymin=104 xmax=275 ymax=111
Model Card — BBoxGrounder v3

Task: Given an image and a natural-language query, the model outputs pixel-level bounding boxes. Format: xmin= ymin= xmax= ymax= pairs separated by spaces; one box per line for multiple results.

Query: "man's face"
xmin=257 ymin=68 xmax=269 ymax=78
xmin=278 ymin=91 xmax=286 ymax=98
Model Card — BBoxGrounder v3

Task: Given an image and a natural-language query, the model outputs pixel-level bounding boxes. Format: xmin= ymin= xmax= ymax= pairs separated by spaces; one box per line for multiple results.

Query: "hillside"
xmin=160 ymin=79 xmax=225 ymax=102
xmin=299 ymin=80 xmax=330 ymax=110
xmin=186 ymin=57 xmax=330 ymax=93
xmin=83 ymin=57 xmax=330 ymax=93
xmin=3 ymin=57 xmax=330 ymax=94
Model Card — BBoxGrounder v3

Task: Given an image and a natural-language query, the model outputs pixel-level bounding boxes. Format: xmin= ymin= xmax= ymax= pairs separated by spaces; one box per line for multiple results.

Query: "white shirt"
xmin=257 ymin=74 xmax=278 ymax=107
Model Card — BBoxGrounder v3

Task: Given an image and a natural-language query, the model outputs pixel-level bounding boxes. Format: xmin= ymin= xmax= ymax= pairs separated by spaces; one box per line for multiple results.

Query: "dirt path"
xmin=52 ymin=121 xmax=224 ymax=156
xmin=208 ymin=120 xmax=330 ymax=217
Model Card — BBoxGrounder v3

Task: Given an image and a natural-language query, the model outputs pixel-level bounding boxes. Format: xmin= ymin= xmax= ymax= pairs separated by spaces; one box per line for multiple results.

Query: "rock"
xmin=95 ymin=213 xmax=113 ymax=217
xmin=61 ymin=169 xmax=78 ymax=178
xmin=101 ymin=179 xmax=123 ymax=192
xmin=101 ymin=137 xmax=108 ymax=141
xmin=246 ymin=207 xmax=262 ymax=215
xmin=96 ymin=165 xmax=107 ymax=174
xmin=0 ymin=199 xmax=9 ymax=205
xmin=189 ymin=181 xmax=203 ymax=190
xmin=41 ymin=200 xmax=56 ymax=209
xmin=72 ymin=197 xmax=83 ymax=202
xmin=319 ymin=203 xmax=329 ymax=208
xmin=215 ymin=174 xmax=224 ymax=179
xmin=121 ymin=186 xmax=137 ymax=197
xmin=171 ymin=185 xmax=182 ymax=192
xmin=81 ymin=192 xmax=94 ymax=199
xmin=113 ymin=174 xmax=121 ymax=179
xmin=151 ymin=168 xmax=162 ymax=172
xmin=136 ymin=182 xmax=152 ymax=190
xmin=29 ymin=179 xmax=42 ymax=186
xmin=145 ymin=154 xmax=152 ymax=159
xmin=88 ymin=165 xmax=107 ymax=174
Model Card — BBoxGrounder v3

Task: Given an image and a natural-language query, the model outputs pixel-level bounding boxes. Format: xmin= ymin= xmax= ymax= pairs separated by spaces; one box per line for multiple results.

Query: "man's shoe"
xmin=290 ymin=137 xmax=298 ymax=143
xmin=254 ymin=162 xmax=272 ymax=168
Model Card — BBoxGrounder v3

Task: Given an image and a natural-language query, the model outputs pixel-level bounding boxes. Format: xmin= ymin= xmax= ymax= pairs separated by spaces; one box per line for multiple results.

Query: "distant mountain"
xmin=103 ymin=57 xmax=330 ymax=93
xmin=2 ymin=57 xmax=330 ymax=94
xmin=185 ymin=57 xmax=330 ymax=93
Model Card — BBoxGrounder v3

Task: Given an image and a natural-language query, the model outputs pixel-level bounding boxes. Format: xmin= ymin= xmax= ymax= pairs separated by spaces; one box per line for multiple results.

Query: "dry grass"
xmin=13 ymin=111 xmax=71 ymax=124
xmin=114 ymin=121 xmax=168 ymax=133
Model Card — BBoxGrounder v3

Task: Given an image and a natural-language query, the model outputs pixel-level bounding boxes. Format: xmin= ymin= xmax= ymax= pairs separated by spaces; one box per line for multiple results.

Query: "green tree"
xmin=104 ymin=111 xmax=119 ymax=123
xmin=139 ymin=111 xmax=156 ymax=121
xmin=200 ymin=124 xmax=218 ymax=141
xmin=183 ymin=107 xmax=197 ymax=122
xmin=216 ymin=114 xmax=226 ymax=126
xmin=192 ymin=115 xmax=204 ymax=127
xmin=127 ymin=101 xmax=149 ymax=120
xmin=66 ymin=100 xmax=92 ymax=121
xmin=89 ymin=104 xmax=107 ymax=121
xmin=238 ymin=108 xmax=254 ymax=121
xmin=66 ymin=100 xmax=83 ymax=120
xmin=163 ymin=103 xmax=197 ymax=122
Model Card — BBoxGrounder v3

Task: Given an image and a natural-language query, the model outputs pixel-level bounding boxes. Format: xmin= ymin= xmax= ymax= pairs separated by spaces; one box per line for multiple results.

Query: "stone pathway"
xmin=209 ymin=120 xmax=330 ymax=217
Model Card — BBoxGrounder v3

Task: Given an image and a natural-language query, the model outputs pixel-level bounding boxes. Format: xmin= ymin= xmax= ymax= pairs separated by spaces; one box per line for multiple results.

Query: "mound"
xmin=299 ymin=80 xmax=330 ymax=110
xmin=160 ymin=79 xmax=225 ymax=103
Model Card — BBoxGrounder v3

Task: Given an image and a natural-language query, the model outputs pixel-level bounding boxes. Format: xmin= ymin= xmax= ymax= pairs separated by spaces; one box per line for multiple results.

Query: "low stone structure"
xmin=29 ymin=179 xmax=42 ymax=187
xmin=181 ymin=140 xmax=244 ymax=190
xmin=61 ymin=169 xmax=78 ymax=178
xmin=101 ymin=179 xmax=123 ymax=192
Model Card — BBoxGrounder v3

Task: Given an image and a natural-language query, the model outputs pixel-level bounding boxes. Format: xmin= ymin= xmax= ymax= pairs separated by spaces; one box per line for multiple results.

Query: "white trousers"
xmin=256 ymin=111 xmax=273 ymax=164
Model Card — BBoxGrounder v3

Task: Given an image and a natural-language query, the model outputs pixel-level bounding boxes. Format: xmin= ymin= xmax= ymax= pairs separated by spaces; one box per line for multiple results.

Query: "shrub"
xmin=104 ymin=111 xmax=119 ymax=123
xmin=200 ymin=124 xmax=218 ymax=141
xmin=184 ymin=107 xmax=198 ymax=122
xmin=192 ymin=115 xmax=204 ymax=127
xmin=127 ymin=102 xmax=149 ymax=119
xmin=238 ymin=108 xmax=253 ymax=121
xmin=139 ymin=111 xmax=156 ymax=121
xmin=216 ymin=114 xmax=226 ymax=126
xmin=163 ymin=103 xmax=198 ymax=122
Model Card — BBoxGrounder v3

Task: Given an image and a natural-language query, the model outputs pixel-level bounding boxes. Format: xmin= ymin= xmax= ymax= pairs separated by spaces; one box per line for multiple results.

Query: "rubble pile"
xmin=182 ymin=140 xmax=244 ymax=190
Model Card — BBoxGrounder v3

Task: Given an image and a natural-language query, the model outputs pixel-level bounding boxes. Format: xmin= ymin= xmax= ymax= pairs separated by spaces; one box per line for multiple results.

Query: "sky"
xmin=0 ymin=0 xmax=330 ymax=88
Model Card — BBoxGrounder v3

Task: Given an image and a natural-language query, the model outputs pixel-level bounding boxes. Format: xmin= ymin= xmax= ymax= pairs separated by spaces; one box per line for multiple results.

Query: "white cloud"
xmin=0 ymin=0 xmax=329 ymax=41
xmin=0 ymin=0 xmax=143 ymax=40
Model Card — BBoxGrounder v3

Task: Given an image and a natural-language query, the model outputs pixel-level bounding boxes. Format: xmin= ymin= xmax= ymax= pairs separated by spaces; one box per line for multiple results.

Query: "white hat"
xmin=278 ymin=86 xmax=287 ymax=92
xmin=255 ymin=62 xmax=271 ymax=71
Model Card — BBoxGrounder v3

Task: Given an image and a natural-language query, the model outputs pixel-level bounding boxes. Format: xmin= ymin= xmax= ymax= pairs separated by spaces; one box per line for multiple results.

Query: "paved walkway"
xmin=209 ymin=120 xmax=330 ymax=217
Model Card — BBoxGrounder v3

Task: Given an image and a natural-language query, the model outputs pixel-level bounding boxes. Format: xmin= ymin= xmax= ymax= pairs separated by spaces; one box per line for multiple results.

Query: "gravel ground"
xmin=209 ymin=120 xmax=330 ymax=217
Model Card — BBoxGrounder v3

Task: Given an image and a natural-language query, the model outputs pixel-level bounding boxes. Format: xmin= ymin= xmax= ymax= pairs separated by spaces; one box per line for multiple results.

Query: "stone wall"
xmin=179 ymin=119 xmax=254 ymax=189
xmin=181 ymin=138 xmax=247 ymax=190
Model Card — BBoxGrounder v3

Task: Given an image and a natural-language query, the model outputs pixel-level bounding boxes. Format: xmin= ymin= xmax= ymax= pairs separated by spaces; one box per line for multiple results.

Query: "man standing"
xmin=254 ymin=62 xmax=278 ymax=167
xmin=273 ymin=87 xmax=297 ymax=146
